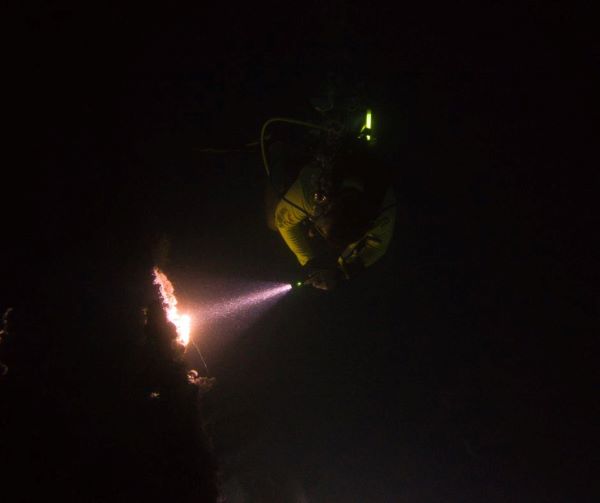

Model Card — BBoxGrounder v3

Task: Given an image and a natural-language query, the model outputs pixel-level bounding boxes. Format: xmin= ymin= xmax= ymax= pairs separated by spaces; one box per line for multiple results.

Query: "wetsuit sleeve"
xmin=275 ymin=177 xmax=316 ymax=266
xmin=357 ymin=208 xmax=395 ymax=267
xmin=339 ymin=188 xmax=396 ymax=277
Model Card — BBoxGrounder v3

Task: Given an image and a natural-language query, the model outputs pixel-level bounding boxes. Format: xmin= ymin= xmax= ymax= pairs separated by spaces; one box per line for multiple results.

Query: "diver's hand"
xmin=305 ymin=269 xmax=339 ymax=291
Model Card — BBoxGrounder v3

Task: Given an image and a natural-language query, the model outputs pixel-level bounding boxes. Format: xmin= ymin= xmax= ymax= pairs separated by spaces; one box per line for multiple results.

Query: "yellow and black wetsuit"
xmin=275 ymin=163 xmax=396 ymax=278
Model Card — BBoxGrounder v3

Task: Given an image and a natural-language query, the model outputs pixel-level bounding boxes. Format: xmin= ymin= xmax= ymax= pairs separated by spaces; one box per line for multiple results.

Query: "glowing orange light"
xmin=152 ymin=267 xmax=191 ymax=346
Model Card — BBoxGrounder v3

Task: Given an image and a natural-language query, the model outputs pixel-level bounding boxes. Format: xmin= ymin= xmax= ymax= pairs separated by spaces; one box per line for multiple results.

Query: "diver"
xmin=264 ymin=117 xmax=396 ymax=291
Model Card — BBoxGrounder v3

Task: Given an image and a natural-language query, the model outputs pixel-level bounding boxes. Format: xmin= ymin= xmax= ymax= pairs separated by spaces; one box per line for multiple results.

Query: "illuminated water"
xmin=201 ymin=283 xmax=292 ymax=322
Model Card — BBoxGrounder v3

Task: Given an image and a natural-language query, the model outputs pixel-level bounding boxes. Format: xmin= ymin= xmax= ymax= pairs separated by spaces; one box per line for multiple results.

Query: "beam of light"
xmin=201 ymin=283 xmax=292 ymax=322
xmin=152 ymin=267 xmax=192 ymax=346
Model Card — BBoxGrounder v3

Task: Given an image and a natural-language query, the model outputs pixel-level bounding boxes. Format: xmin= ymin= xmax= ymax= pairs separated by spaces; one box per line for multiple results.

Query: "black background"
xmin=1 ymin=3 xmax=598 ymax=502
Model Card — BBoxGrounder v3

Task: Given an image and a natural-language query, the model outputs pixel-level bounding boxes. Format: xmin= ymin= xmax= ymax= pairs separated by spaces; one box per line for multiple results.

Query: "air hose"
xmin=260 ymin=117 xmax=330 ymax=217
xmin=260 ymin=117 xmax=329 ymax=178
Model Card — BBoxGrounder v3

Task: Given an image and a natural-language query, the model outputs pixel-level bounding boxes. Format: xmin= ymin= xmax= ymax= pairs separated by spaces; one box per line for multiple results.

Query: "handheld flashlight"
xmin=291 ymin=279 xmax=306 ymax=289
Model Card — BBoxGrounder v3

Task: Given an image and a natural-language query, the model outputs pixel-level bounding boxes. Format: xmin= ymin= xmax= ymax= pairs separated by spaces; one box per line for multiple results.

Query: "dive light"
xmin=291 ymin=279 xmax=306 ymax=289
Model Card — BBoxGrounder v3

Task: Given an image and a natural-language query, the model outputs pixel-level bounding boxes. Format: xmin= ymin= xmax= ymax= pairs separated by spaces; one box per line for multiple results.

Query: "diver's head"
xmin=312 ymin=188 xmax=372 ymax=249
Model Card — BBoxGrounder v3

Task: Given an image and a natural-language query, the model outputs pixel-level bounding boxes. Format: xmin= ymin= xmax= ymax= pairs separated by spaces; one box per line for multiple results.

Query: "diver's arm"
xmin=339 ymin=199 xmax=396 ymax=277
xmin=360 ymin=189 xmax=396 ymax=267
xmin=275 ymin=183 xmax=316 ymax=266
xmin=357 ymin=220 xmax=394 ymax=267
